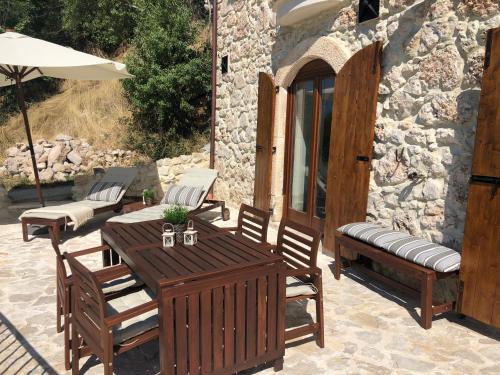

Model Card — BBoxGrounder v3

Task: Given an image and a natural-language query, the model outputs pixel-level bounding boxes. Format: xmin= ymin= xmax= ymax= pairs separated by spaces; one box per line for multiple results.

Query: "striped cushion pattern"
xmin=337 ymin=222 xmax=382 ymax=239
xmin=161 ymin=185 xmax=203 ymax=207
xmin=86 ymin=182 xmax=124 ymax=202
xmin=338 ymin=223 xmax=413 ymax=248
xmin=382 ymin=237 xmax=461 ymax=272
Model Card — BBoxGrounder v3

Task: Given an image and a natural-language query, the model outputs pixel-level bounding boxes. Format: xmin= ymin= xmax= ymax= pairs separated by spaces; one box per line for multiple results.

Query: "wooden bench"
xmin=334 ymin=232 xmax=458 ymax=329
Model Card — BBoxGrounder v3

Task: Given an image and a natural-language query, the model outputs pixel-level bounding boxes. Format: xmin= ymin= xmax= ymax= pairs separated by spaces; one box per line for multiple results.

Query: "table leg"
xmin=273 ymin=357 xmax=284 ymax=372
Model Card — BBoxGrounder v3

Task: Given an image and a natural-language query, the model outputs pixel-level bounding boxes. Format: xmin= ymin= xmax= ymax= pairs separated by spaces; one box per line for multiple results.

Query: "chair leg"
xmin=22 ymin=219 xmax=29 ymax=241
xmin=64 ymin=287 xmax=71 ymax=370
xmin=71 ymin=323 xmax=80 ymax=375
xmin=56 ymin=290 xmax=62 ymax=333
xmin=53 ymin=223 xmax=61 ymax=244
xmin=334 ymin=241 xmax=341 ymax=280
xmin=103 ymin=333 xmax=114 ymax=375
xmin=315 ymin=283 xmax=325 ymax=348
xmin=420 ymin=274 xmax=433 ymax=329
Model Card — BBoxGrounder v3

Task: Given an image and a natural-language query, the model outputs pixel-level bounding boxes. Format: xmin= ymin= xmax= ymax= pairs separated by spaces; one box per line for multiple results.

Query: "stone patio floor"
xmin=0 ymin=206 xmax=499 ymax=375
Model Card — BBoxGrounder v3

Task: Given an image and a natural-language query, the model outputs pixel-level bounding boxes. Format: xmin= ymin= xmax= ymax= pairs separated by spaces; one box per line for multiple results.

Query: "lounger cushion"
xmin=381 ymin=237 xmax=461 ymax=272
xmin=286 ymin=276 xmax=317 ymax=298
xmin=161 ymin=185 xmax=203 ymax=207
xmin=86 ymin=182 xmax=124 ymax=202
xmin=107 ymin=288 xmax=158 ymax=345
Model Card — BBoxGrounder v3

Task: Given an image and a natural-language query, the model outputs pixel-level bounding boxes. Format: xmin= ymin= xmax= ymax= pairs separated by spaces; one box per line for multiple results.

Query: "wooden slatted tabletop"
xmin=101 ymin=216 xmax=282 ymax=292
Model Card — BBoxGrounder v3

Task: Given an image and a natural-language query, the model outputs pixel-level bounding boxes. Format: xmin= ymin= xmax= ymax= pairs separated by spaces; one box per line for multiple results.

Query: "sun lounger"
xmin=20 ymin=167 xmax=138 ymax=243
xmin=107 ymin=168 xmax=227 ymax=224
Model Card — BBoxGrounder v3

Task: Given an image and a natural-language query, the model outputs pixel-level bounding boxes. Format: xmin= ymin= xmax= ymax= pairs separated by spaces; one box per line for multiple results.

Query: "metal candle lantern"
xmin=183 ymin=220 xmax=198 ymax=245
xmin=162 ymin=223 xmax=176 ymax=248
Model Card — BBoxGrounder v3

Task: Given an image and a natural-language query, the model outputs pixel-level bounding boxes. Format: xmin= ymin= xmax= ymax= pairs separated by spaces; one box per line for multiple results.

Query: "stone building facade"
xmin=214 ymin=0 xmax=500 ymax=251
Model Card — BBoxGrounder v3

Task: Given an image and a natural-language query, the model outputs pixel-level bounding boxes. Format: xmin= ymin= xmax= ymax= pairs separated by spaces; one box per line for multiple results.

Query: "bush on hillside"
xmin=122 ymin=0 xmax=211 ymax=160
xmin=62 ymin=0 xmax=137 ymax=53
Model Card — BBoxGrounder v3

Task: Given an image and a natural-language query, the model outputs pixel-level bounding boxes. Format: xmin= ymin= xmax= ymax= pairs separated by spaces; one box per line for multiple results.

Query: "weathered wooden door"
xmin=323 ymin=41 xmax=382 ymax=254
xmin=253 ymin=72 xmax=276 ymax=211
xmin=459 ymin=27 xmax=500 ymax=328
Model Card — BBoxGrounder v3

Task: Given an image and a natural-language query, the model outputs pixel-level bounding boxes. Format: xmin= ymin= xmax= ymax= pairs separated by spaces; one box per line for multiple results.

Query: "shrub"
xmin=162 ymin=205 xmax=188 ymax=225
xmin=122 ymin=0 xmax=211 ymax=159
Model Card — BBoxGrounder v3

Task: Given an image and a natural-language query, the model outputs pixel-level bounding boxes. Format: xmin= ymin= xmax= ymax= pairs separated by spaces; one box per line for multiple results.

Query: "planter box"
xmin=7 ymin=182 xmax=74 ymax=203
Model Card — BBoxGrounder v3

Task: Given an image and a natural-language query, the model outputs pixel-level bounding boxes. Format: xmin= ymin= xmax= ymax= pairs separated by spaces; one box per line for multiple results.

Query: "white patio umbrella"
xmin=0 ymin=31 xmax=132 ymax=206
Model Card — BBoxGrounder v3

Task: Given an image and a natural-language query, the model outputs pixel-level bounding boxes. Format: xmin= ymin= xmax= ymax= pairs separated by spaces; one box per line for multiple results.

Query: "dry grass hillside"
xmin=0 ymin=79 xmax=131 ymax=161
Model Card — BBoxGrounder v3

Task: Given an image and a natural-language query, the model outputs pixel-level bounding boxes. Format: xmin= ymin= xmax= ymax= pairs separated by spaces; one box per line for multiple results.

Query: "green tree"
xmin=62 ymin=0 xmax=137 ymax=53
xmin=123 ymin=0 xmax=211 ymax=159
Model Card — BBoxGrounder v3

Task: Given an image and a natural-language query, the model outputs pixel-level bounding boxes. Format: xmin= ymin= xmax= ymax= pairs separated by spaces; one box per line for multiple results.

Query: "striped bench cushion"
xmin=337 ymin=222 xmax=412 ymax=247
xmin=161 ymin=185 xmax=203 ymax=207
xmin=86 ymin=182 xmax=124 ymax=202
xmin=338 ymin=222 xmax=461 ymax=272
xmin=382 ymin=237 xmax=461 ymax=272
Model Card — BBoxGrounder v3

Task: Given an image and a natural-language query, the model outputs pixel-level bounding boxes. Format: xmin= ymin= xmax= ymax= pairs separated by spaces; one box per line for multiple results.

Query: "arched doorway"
xmin=283 ymin=59 xmax=335 ymax=231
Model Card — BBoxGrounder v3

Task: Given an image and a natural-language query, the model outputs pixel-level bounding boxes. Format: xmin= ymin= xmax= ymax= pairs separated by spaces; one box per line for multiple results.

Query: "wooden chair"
xmin=65 ymin=251 xmax=159 ymax=375
xmin=222 ymin=203 xmax=271 ymax=244
xmin=275 ymin=219 xmax=324 ymax=348
xmin=49 ymin=228 xmax=143 ymax=370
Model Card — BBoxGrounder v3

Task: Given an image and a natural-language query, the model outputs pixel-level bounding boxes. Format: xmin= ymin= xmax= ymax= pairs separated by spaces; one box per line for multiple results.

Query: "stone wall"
xmin=72 ymin=151 xmax=210 ymax=201
xmin=1 ymin=134 xmax=147 ymax=183
xmin=215 ymin=0 xmax=500 ymax=251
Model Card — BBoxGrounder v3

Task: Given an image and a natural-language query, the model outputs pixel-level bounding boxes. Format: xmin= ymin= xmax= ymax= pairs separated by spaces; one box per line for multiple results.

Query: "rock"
xmin=37 ymin=153 xmax=48 ymax=163
xmin=420 ymin=46 xmax=463 ymax=91
xmin=33 ymin=144 xmax=44 ymax=155
xmin=422 ymin=179 xmax=443 ymax=200
xmin=6 ymin=147 xmax=18 ymax=157
xmin=52 ymin=163 xmax=65 ymax=173
xmin=418 ymin=94 xmax=458 ymax=126
xmin=55 ymin=134 xmax=73 ymax=142
xmin=36 ymin=163 xmax=46 ymax=170
xmin=39 ymin=168 xmax=54 ymax=181
xmin=47 ymin=144 xmax=63 ymax=166
xmin=67 ymin=151 xmax=82 ymax=166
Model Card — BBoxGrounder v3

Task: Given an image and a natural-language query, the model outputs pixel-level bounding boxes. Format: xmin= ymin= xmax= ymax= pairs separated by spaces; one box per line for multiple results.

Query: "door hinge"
xmin=356 ymin=155 xmax=370 ymax=162
xmin=272 ymin=146 xmax=276 ymax=154
xmin=256 ymin=145 xmax=263 ymax=152
xmin=275 ymin=86 xmax=280 ymax=94
xmin=269 ymin=207 xmax=274 ymax=216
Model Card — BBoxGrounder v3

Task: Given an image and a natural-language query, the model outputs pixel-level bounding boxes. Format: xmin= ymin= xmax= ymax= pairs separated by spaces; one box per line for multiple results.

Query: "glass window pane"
xmin=315 ymin=77 xmax=335 ymax=218
xmin=290 ymin=80 xmax=314 ymax=212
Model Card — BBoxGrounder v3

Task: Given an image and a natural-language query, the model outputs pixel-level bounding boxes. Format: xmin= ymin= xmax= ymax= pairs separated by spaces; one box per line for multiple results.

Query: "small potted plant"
xmin=162 ymin=205 xmax=189 ymax=242
xmin=142 ymin=189 xmax=155 ymax=206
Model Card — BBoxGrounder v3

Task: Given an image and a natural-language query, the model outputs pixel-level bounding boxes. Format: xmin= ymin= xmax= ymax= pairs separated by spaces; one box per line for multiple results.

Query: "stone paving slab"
xmin=0 ymin=208 xmax=499 ymax=375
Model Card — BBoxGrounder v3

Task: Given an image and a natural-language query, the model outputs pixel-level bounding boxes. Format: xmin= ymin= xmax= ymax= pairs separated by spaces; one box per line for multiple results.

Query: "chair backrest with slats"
xmin=65 ymin=252 xmax=107 ymax=349
xmin=236 ymin=204 xmax=271 ymax=244
xmin=275 ymin=219 xmax=321 ymax=271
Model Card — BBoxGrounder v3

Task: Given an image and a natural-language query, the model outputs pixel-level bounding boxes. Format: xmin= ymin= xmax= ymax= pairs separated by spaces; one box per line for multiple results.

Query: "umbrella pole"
xmin=14 ymin=75 xmax=45 ymax=207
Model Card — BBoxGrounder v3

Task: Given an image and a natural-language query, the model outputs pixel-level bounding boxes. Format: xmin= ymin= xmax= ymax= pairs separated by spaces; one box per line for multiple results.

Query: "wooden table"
xmin=101 ymin=217 xmax=286 ymax=375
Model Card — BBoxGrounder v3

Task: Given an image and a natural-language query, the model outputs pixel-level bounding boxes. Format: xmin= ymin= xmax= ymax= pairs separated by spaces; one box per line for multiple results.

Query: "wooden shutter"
xmin=323 ymin=42 xmax=382 ymax=254
xmin=253 ymin=72 xmax=276 ymax=211
xmin=471 ymin=28 xmax=500 ymax=177
xmin=459 ymin=27 xmax=500 ymax=328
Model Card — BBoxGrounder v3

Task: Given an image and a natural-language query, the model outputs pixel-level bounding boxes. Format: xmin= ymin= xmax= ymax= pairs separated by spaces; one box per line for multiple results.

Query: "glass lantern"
xmin=162 ymin=223 xmax=176 ymax=248
xmin=183 ymin=220 xmax=198 ymax=245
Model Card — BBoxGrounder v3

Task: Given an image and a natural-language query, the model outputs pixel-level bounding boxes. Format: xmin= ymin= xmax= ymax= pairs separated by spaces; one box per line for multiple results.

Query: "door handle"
xmin=356 ymin=156 xmax=369 ymax=162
